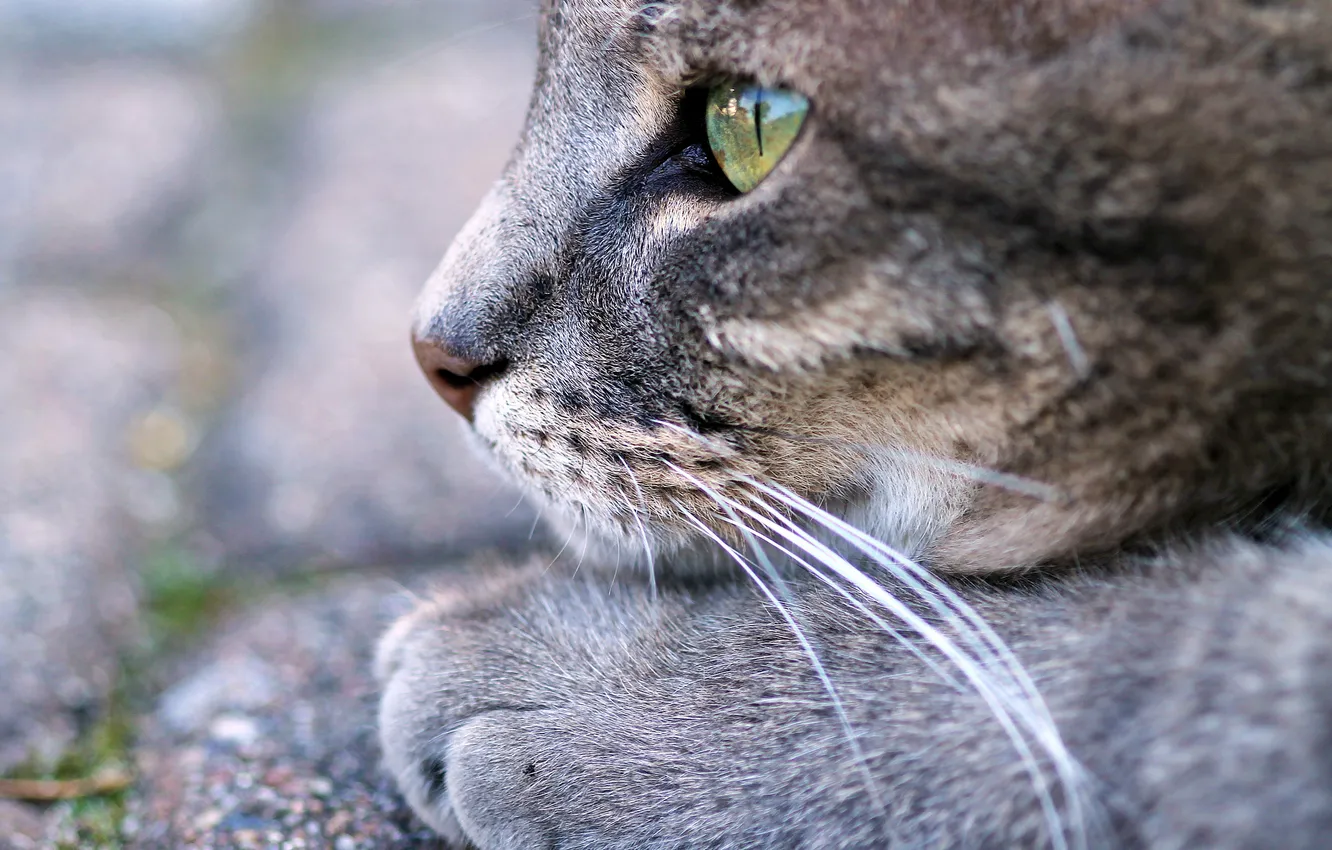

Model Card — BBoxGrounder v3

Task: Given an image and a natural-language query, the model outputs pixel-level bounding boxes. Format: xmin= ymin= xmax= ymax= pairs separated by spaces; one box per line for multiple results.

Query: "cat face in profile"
xmin=413 ymin=0 xmax=1332 ymax=574
xmin=379 ymin=2 xmax=1332 ymax=846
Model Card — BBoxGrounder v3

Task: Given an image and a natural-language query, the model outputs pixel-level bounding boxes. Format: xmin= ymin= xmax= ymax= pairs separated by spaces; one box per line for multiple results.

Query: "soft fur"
xmin=378 ymin=0 xmax=1332 ymax=847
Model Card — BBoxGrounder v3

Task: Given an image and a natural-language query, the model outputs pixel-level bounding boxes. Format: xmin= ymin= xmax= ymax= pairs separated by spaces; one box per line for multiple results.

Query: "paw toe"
xmin=447 ymin=715 xmax=549 ymax=849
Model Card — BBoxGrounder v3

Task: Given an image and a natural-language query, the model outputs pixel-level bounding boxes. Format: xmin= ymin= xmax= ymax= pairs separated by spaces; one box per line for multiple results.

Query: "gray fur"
xmin=380 ymin=0 xmax=1332 ymax=846
xmin=380 ymin=539 xmax=1332 ymax=848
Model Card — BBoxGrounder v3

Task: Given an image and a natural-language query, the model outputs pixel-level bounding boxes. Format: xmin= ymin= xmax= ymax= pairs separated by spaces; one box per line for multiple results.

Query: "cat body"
xmin=378 ymin=0 xmax=1332 ymax=846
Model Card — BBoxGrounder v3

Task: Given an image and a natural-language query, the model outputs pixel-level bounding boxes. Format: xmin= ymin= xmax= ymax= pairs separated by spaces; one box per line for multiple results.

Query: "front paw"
xmin=375 ymin=565 xmax=558 ymax=849
xmin=376 ymin=568 xmax=735 ymax=849
xmin=375 ymin=598 xmax=466 ymax=844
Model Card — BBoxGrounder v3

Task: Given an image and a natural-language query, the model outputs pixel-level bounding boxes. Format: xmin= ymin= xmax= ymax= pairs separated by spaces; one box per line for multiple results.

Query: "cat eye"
xmin=705 ymin=84 xmax=809 ymax=193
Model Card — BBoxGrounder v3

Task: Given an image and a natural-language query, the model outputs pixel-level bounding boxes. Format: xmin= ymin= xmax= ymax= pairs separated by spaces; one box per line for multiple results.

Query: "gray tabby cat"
xmin=376 ymin=0 xmax=1332 ymax=846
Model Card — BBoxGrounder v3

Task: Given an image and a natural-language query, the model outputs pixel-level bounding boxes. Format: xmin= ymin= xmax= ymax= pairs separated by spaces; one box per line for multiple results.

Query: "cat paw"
xmin=375 ymin=569 xmax=555 ymax=849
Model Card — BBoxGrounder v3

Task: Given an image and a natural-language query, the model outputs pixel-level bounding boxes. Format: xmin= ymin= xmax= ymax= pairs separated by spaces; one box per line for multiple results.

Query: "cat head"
xmin=413 ymin=0 xmax=1332 ymax=572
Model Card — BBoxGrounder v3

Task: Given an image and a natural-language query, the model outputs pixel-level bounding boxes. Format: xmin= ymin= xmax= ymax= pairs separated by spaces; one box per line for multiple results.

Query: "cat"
xmin=376 ymin=0 xmax=1332 ymax=846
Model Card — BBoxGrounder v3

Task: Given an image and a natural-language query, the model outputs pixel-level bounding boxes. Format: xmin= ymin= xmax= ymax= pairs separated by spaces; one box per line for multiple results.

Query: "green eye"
xmin=705 ymin=84 xmax=809 ymax=193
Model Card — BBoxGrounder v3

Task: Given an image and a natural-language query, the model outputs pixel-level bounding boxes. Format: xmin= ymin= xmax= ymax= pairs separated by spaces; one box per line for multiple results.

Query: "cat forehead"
xmin=540 ymin=0 xmax=1156 ymax=98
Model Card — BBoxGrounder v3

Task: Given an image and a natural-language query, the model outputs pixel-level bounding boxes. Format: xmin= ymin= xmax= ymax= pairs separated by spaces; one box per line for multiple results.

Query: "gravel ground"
xmin=0 ymin=0 xmax=541 ymax=845
xmin=0 ymin=293 xmax=180 ymax=775
xmin=126 ymin=578 xmax=446 ymax=850
xmin=0 ymin=799 xmax=47 ymax=849
xmin=0 ymin=62 xmax=218 ymax=285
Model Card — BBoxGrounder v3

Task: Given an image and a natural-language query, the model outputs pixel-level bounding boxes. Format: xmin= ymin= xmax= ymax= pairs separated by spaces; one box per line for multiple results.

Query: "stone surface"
xmin=298 ymin=0 xmax=532 ymax=26
xmin=198 ymin=37 xmax=540 ymax=569
xmin=0 ymin=2 xmax=543 ymax=844
xmin=127 ymin=577 xmax=445 ymax=849
xmin=0 ymin=0 xmax=532 ymax=52
xmin=0 ymin=292 xmax=181 ymax=773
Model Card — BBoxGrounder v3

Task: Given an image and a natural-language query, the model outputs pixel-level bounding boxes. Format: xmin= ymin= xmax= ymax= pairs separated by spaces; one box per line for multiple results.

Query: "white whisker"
xmin=713 ymin=512 xmax=967 ymax=693
xmin=544 ymin=506 xmax=582 ymax=574
xmin=573 ymin=505 xmax=591 ymax=577
xmin=652 ymin=421 xmax=1099 ymax=847
xmin=727 ymin=492 xmax=1075 ymax=850
xmin=671 ymin=498 xmax=884 ymax=810
xmin=662 ymin=462 xmax=966 ymax=691
xmin=747 ymin=479 xmax=1101 ymax=850
xmin=381 ymin=579 xmax=424 ymax=607
xmin=504 ymin=491 xmax=528 ymax=519
xmin=366 ymin=11 xmax=540 ymax=87
xmin=617 ymin=457 xmax=659 ymax=600
xmin=1047 ymin=300 xmax=1092 ymax=381
xmin=609 ymin=517 xmax=623 ymax=588
xmin=756 ymin=481 xmax=1047 ymax=699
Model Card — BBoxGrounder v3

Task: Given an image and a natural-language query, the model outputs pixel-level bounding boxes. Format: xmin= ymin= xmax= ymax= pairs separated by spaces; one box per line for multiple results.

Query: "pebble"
xmin=209 ymin=715 xmax=261 ymax=749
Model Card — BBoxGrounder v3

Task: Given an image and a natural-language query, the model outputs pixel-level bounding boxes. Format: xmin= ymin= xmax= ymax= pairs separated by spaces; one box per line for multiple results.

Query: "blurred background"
xmin=0 ymin=1 xmax=541 ymax=846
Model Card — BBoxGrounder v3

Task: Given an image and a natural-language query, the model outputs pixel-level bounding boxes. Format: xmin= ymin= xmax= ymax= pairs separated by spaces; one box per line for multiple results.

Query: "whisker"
xmin=713 ymin=512 xmax=967 ymax=693
xmin=617 ymin=456 xmax=659 ymax=600
xmin=380 ymin=579 xmax=424 ymax=608
xmin=653 ymin=421 xmax=1098 ymax=847
xmin=661 ymin=461 xmax=965 ymax=691
xmin=747 ymin=479 xmax=1100 ymax=850
xmin=755 ymin=481 xmax=1047 ymax=701
xmin=368 ymin=12 xmax=541 ymax=81
xmin=753 ymin=484 xmax=1067 ymax=725
xmin=573 ymin=505 xmax=591 ymax=577
xmin=659 ymin=418 xmax=1066 ymax=505
xmin=544 ymin=507 xmax=582 ymax=574
xmin=504 ymin=491 xmax=528 ymax=519
xmin=609 ymin=517 xmax=623 ymax=588
xmin=671 ymin=498 xmax=884 ymax=810
xmin=727 ymin=491 xmax=1075 ymax=850
xmin=1046 ymin=300 xmax=1092 ymax=381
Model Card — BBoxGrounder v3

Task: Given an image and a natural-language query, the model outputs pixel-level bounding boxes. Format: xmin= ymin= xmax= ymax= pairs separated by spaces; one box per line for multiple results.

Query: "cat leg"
xmin=375 ymin=565 xmax=916 ymax=850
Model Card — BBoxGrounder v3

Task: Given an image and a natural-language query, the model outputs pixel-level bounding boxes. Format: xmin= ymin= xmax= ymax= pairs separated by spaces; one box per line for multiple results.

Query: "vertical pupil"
xmin=754 ymin=88 xmax=765 ymax=157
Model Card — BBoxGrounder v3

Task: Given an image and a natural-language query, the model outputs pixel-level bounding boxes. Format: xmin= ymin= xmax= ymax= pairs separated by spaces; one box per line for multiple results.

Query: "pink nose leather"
xmin=413 ymin=334 xmax=486 ymax=422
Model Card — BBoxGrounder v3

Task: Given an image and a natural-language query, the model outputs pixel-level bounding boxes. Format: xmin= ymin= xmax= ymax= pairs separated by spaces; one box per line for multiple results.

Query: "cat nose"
xmin=412 ymin=332 xmax=506 ymax=422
